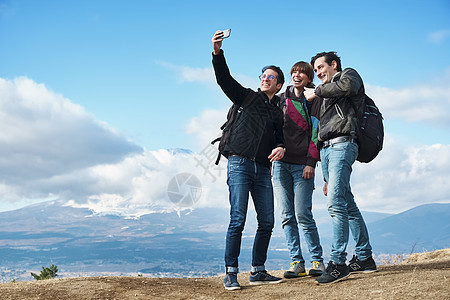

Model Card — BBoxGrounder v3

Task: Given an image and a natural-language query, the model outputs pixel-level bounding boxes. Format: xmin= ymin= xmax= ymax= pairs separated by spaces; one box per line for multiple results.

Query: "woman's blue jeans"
xmin=273 ymin=160 xmax=323 ymax=263
xmin=320 ymin=141 xmax=373 ymax=265
xmin=225 ymin=156 xmax=274 ymax=273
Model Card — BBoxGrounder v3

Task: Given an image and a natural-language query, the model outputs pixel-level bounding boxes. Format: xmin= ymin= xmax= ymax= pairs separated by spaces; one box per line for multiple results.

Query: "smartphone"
xmin=222 ymin=29 xmax=231 ymax=39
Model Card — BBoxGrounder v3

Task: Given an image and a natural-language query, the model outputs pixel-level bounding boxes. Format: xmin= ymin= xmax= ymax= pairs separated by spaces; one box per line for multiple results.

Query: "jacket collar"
xmin=332 ymin=71 xmax=341 ymax=82
xmin=257 ymin=88 xmax=281 ymax=106
xmin=284 ymin=85 xmax=305 ymax=100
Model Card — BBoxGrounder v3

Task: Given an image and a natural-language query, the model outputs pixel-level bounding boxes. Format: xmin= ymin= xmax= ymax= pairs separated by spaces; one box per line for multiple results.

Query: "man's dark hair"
xmin=310 ymin=52 xmax=342 ymax=72
xmin=290 ymin=61 xmax=314 ymax=83
xmin=262 ymin=65 xmax=285 ymax=85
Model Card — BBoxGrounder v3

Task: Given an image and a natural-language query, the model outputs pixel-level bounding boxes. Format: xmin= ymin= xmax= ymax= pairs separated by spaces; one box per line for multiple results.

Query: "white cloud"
xmin=0 ymin=76 xmax=229 ymax=216
xmin=0 ymin=76 xmax=229 ymax=217
xmin=157 ymin=60 xmax=259 ymax=89
xmin=185 ymin=108 xmax=226 ymax=149
xmin=68 ymin=149 xmax=229 ymax=217
xmin=0 ymin=77 xmax=141 ymax=203
xmin=156 ymin=61 xmax=216 ymax=84
xmin=428 ymin=29 xmax=450 ymax=44
xmin=366 ymin=72 xmax=450 ymax=127
xmin=350 ymin=137 xmax=450 ymax=213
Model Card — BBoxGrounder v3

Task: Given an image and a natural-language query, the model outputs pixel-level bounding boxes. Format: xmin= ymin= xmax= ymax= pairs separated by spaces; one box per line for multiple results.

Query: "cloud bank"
xmin=0 ymin=77 xmax=142 ymax=202
xmin=0 ymin=74 xmax=449 ymax=217
xmin=0 ymin=76 xmax=228 ymax=216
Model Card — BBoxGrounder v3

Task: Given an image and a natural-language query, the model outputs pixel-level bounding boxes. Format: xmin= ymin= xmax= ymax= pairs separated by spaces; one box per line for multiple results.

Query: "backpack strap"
xmin=214 ymin=151 xmax=222 ymax=165
xmin=211 ymin=137 xmax=222 ymax=165
xmin=348 ymin=97 xmax=362 ymax=139
xmin=211 ymin=91 xmax=256 ymax=165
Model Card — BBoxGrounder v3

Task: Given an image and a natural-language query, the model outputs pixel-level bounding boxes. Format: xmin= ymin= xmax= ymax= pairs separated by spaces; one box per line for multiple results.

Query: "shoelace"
xmin=311 ymin=261 xmax=320 ymax=269
xmin=289 ymin=261 xmax=301 ymax=271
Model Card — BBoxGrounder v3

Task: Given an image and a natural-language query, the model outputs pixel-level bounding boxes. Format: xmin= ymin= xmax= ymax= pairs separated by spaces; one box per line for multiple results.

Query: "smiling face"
xmin=313 ymin=56 xmax=338 ymax=84
xmin=291 ymin=70 xmax=311 ymax=90
xmin=260 ymin=69 xmax=282 ymax=95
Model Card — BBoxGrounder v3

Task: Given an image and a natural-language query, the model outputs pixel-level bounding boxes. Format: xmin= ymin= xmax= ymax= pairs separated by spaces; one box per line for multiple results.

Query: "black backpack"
xmin=351 ymin=95 xmax=384 ymax=163
xmin=211 ymin=93 xmax=255 ymax=165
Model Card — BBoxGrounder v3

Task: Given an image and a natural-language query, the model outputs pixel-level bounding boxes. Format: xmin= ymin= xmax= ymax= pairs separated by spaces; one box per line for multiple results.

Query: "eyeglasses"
xmin=259 ymin=74 xmax=277 ymax=81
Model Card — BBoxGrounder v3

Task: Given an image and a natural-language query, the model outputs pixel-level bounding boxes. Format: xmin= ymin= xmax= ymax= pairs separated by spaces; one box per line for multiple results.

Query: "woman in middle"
xmin=273 ymin=61 xmax=325 ymax=278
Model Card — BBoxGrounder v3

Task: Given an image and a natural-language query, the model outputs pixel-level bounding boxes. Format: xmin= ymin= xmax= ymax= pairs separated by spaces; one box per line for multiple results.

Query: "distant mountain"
xmin=0 ymin=201 xmax=449 ymax=282
xmin=368 ymin=203 xmax=450 ymax=254
xmin=0 ymin=201 xmax=229 ymax=279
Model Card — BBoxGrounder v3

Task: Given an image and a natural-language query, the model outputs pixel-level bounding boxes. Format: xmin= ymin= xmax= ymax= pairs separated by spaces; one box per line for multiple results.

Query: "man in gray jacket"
xmin=304 ymin=52 xmax=377 ymax=285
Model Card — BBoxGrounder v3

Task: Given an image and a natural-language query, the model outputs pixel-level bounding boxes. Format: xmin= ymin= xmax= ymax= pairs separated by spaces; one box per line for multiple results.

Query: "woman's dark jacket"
xmin=278 ymin=85 xmax=321 ymax=167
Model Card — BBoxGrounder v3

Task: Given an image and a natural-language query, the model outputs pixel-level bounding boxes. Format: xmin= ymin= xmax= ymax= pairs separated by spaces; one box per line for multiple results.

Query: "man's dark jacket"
xmin=315 ymin=68 xmax=365 ymax=143
xmin=212 ymin=50 xmax=285 ymax=168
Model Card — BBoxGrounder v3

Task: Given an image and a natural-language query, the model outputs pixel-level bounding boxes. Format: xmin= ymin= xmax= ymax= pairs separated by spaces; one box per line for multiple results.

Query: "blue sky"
xmin=0 ymin=0 xmax=449 ymax=214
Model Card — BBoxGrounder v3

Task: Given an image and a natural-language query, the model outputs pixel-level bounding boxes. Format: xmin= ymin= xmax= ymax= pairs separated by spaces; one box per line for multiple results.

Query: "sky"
xmin=0 ymin=0 xmax=449 ymax=216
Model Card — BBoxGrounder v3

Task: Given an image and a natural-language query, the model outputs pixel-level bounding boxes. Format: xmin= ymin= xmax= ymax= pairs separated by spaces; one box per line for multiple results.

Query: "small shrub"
xmin=31 ymin=264 xmax=58 ymax=280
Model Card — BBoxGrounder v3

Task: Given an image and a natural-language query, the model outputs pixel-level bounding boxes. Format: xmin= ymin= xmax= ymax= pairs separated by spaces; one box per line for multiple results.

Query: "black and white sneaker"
xmin=349 ymin=255 xmax=378 ymax=273
xmin=315 ymin=261 xmax=350 ymax=285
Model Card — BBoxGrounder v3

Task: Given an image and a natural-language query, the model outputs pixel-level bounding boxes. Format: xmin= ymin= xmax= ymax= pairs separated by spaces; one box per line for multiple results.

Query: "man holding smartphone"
xmin=211 ymin=30 xmax=286 ymax=290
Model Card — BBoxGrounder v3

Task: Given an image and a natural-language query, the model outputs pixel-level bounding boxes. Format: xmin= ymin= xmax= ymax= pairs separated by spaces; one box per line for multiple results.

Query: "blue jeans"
xmin=225 ymin=156 xmax=274 ymax=273
xmin=320 ymin=141 xmax=373 ymax=265
xmin=273 ymin=161 xmax=323 ymax=264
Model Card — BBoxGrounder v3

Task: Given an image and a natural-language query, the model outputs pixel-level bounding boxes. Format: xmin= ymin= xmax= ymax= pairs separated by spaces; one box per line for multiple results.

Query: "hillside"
xmin=0 ymin=249 xmax=449 ymax=300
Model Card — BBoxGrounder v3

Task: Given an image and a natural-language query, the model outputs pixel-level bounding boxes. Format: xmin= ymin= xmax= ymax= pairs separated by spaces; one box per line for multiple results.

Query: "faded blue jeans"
xmin=225 ymin=156 xmax=274 ymax=273
xmin=320 ymin=141 xmax=373 ymax=265
xmin=273 ymin=161 xmax=323 ymax=264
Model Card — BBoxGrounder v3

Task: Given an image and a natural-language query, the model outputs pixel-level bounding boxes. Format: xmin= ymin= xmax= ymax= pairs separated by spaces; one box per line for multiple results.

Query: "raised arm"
xmin=211 ymin=30 xmax=250 ymax=105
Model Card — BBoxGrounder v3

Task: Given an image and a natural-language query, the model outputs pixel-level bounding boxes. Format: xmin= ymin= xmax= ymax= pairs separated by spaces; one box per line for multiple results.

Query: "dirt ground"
xmin=1 ymin=249 xmax=449 ymax=300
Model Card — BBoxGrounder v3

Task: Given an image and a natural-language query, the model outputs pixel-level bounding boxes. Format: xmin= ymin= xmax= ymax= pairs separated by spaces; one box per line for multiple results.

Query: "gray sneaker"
xmin=283 ymin=261 xmax=307 ymax=278
xmin=249 ymin=271 xmax=283 ymax=285
xmin=308 ymin=261 xmax=325 ymax=276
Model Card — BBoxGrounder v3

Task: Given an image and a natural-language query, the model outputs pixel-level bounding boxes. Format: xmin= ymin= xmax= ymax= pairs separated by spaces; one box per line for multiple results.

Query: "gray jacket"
xmin=315 ymin=68 xmax=365 ymax=143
